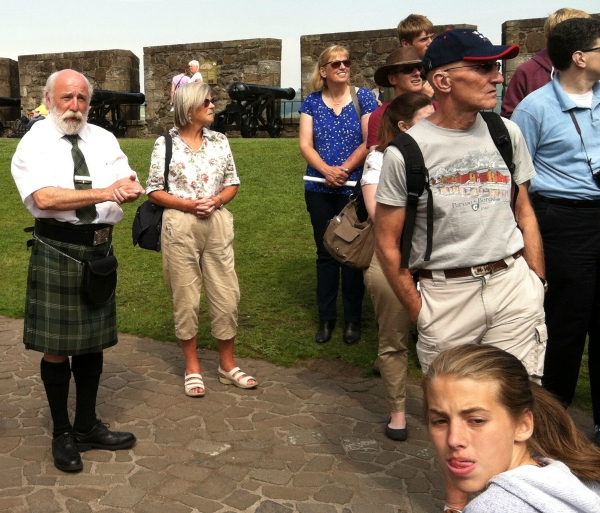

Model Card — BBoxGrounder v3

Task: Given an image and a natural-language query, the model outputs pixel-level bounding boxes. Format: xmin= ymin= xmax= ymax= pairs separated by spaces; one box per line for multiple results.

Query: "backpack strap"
xmin=163 ymin=133 xmax=172 ymax=194
xmin=479 ymin=111 xmax=518 ymax=211
xmin=388 ymin=132 xmax=432 ymax=268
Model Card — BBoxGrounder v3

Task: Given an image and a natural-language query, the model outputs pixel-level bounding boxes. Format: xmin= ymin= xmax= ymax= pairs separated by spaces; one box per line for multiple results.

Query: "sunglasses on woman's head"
xmin=323 ymin=59 xmax=352 ymax=69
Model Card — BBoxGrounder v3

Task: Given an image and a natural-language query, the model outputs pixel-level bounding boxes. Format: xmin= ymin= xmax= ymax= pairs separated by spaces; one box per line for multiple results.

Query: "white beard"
xmin=50 ymin=106 xmax=88 ymax=135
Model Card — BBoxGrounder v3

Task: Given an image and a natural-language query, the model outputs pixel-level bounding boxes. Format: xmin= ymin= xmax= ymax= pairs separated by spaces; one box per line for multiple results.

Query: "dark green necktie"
xmin=67 ymin=135 xmax=97 ymax=224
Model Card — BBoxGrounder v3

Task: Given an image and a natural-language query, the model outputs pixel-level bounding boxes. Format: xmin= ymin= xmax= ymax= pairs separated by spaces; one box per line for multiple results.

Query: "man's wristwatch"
xmin=538 ymin=276 xmax=548 ymax=293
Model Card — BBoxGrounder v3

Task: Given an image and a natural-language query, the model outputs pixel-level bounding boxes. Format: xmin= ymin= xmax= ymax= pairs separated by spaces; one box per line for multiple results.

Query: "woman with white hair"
xmin=146 ymin=82 xmax=256 ymax=397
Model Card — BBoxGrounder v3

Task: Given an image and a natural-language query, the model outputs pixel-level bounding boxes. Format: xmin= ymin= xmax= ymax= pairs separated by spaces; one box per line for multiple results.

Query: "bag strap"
xmin=388 ymin=132 xmax=432 ymax=268
xmin=350 ymin=86 xmax=362 ymax=120
xmin=163 ymin=133 xmax=172 ymax=194
xmin=479 ymin=111 xmax=518 ymax=211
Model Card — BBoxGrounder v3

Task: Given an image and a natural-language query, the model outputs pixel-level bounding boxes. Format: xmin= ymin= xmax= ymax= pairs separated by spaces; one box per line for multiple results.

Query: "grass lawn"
xmin=0 ymin=137 xmax=591 ymax=411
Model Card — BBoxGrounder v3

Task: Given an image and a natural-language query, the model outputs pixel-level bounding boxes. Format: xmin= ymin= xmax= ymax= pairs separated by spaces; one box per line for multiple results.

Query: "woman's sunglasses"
xmin=203 ymin=97 xmax=215 ymax=107
xmin=323 ymin=59 xmax=352 ymax=69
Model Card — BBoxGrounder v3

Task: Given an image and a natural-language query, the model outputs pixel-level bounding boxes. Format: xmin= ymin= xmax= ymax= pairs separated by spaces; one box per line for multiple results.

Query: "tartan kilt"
xmin=23 ymin=234 xmax=118 ymax=356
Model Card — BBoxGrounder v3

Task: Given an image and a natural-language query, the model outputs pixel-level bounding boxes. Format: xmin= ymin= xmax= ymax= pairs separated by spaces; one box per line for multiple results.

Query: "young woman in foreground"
xmin=423 ymin=344 xmax=600 ymax=512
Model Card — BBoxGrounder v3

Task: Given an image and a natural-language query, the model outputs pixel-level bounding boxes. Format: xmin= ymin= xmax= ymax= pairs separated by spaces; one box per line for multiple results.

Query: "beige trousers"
xmin=161 ymin=208 xmax=240 ymax=341
xmin=364 ymin=254 xmax=412 ymax=413
xmin=417 ymin=255 xmax=547 ymax=378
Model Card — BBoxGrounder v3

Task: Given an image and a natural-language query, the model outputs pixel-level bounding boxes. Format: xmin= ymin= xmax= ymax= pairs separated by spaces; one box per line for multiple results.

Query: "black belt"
xmin=534 ymin=193 xmax=600 ymax=209
xmin=34 ymin=219 xmax=112 ymax=246
xmin=419 ymin=250 xmax=523 ymax=279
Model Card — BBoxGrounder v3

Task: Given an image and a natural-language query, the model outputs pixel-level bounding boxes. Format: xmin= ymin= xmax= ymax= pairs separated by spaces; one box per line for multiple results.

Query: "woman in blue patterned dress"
xmin=299 ymin=45 xmax=378 ymax=345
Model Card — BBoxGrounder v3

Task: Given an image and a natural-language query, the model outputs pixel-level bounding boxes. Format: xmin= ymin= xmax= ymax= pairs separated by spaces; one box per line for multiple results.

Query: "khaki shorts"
xmin=416 ymin=255 xmax=547 ymax=379
xmin=161 ymin=208 xmax=240 ymax=341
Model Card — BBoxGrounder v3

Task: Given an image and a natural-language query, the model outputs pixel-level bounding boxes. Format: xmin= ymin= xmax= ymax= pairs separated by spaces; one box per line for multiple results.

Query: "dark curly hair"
xmin=548 ymin=17 xmax=600 ymax=71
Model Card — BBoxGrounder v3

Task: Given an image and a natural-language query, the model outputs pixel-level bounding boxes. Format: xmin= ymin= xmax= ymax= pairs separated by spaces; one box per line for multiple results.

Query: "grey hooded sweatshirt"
xmin=464 ymin=459 xmax=600 ymax=513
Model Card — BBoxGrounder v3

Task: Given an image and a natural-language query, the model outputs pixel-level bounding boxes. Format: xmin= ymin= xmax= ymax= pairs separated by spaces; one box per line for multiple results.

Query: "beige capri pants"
xmin=161 ymin=207 xmax=240 ymax=342
xmin=364 ymin=253 xmax=412 ymax=413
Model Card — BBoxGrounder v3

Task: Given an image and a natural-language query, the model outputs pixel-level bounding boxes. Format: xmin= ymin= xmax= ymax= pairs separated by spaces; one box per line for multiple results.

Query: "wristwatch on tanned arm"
xmin=538 ymin=276 xmax=548 ymax=293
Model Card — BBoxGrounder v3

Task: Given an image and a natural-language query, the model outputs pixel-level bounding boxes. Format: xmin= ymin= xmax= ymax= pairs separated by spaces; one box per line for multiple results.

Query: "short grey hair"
xmin=174 ymin=82 xmax=211 ymax=128
xmin=44 ymin=70 xmax=93 ymax=105
xmin=189 ymin=60 xmax=199 ymax=68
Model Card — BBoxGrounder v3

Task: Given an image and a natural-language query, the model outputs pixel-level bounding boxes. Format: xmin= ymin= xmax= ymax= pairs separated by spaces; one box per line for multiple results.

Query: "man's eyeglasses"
xmin=323 ymin=59 xmax=352 ymax=69
xmin=581 ymin=46 xmax=600 ymax=53
xmin=443 ymin=61 xmax=501 ymax=74
xmin=203 ymin=98 xmax=215 ymax=107
xmin=397 ymin=65 xmax=423 ymax=75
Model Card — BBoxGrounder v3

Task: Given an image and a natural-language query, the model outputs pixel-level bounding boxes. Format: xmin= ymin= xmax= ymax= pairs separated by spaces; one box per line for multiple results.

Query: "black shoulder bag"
xmin=132 ymin=133 xmax=172 ymax=252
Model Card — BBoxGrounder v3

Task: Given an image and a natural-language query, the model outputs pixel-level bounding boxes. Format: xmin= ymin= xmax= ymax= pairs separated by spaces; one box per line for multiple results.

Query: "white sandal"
xmin=184 ymin=372 xmax=205 ymax=397
xmin=218 ymin=366 xmax=258 ymax=389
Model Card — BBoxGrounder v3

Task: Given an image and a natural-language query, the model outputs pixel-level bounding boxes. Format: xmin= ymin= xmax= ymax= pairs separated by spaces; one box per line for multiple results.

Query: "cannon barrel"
xmin=0 ymin=97 xmax=21 ymax=107
xmin=91 ymin=90 xmax=145 ymax=106
xmin=227 ymin=82 xmax=295 ymax=101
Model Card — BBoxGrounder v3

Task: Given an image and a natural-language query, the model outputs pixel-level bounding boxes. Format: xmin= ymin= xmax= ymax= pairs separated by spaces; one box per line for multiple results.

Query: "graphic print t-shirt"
xmin=375 ymin=114 xmax=536 ymax=271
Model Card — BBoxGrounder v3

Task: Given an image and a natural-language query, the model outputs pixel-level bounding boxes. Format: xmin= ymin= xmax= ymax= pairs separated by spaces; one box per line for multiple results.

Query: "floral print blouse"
xmin=146 ymin=127 xmax=240 ymax=199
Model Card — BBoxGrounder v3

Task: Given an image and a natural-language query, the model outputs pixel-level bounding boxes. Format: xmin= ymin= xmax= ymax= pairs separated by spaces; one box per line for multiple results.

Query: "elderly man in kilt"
xmin=11 ymin=69 xmax=144 ymax=472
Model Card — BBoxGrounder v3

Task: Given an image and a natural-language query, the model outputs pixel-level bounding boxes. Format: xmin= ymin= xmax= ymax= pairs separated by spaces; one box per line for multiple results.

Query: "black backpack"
xmin=388 ymin=111 xmax=517 ymax=268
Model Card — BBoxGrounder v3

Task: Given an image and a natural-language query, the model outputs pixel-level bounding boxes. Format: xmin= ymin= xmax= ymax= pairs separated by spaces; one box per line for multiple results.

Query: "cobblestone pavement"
xmin=0 ymin=316 xmax=593 ymax=513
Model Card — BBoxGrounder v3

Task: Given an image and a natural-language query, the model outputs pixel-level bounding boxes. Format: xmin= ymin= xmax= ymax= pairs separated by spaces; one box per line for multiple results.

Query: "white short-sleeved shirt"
xmin=11 ymin=116 xmax=136 ymax=225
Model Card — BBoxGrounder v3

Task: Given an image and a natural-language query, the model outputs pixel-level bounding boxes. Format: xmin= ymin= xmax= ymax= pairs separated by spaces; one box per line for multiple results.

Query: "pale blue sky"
xmin=1 ymin=0 xmax=598 ymax=90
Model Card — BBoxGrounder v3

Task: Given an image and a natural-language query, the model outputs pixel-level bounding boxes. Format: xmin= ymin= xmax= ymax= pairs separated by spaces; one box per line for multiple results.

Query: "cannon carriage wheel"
xmin=240 ymin=115 xmax=259 ymax=138
xmin=115 ymin=119 xmax=127 ymax=138
xmin=266 ymin=117 xmax=284 ymax=138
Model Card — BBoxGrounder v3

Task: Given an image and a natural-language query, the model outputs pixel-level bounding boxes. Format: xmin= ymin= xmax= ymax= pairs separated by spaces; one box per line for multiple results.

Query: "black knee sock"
xmin=40 ymin=358 xmax=72 ymax=438
xmin=71 ymin=352 xmax=103 ymax=434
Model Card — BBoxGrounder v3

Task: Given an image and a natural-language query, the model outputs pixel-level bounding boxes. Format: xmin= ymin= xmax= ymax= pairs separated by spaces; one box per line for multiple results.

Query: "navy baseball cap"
xmin=423 ymin=29 xmax=519 ymax=72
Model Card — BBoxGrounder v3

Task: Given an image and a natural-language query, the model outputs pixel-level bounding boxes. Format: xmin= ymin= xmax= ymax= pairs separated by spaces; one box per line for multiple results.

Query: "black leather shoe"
xmin=52 ymin=432 xmax=83 ymax=472
xmin=315 ymin=320 xmax=336 ymax=344
xmin=385 ymin=424 xmax=408 ymax=442
xmin=73 ymin=420 xmax=136 ymax=452
xmin=343 ymin=322 xmax=361 ymax=345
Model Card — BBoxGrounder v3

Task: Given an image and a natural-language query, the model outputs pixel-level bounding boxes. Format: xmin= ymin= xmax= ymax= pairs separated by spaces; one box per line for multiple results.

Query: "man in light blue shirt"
xmin=512 ymin=17 xmax=600 ymax=446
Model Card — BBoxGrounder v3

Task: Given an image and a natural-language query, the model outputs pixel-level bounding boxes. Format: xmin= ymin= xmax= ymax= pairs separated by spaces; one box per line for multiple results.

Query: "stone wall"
xmin=144 ymin=38 xmax=282 ymax=135
xmin=300 ymin=24 xmax=476 ymax=99
xmin=502 ymin=13 xmax=600 ymax=83
xmin=0 ymin=58 xmax=20 ymax=127
xmin=17 ymin=50 xmax=140 ymax=114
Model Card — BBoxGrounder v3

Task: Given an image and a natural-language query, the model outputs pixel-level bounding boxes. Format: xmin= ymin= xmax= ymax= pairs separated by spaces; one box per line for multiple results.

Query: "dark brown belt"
xmin=419 ymin=250 xmax=523 ymax=280
xmin=34 ymin=219 xmax=112 ymax=246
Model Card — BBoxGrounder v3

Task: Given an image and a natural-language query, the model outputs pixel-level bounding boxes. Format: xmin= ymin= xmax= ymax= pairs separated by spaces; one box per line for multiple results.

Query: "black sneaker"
xmin=73 ymin=420 xmax=136 ymax=452
xmin=52 ymin=432 xmax=83 ymax=472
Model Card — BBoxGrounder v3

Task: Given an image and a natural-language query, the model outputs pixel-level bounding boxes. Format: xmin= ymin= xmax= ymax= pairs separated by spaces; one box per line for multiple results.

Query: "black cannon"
xmin=88 ymin=90 xmax=145 ymax=138
xmin=212 ymin=82 xmax=295 ymax=138
xmin=0 ymin=97 xmax=21 ymax=137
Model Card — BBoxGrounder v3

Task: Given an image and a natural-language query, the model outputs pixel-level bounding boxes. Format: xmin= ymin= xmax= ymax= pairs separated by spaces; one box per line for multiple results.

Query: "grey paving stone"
xmin=25 ymin=489 xmax=62 ymax=513
xmin=262 ymin=485 xmax=313 ymax=501
xmin=191 ymin=474 xmax=238 ymax=500
xmin=223 ymin=489 xmax=261 ymax=510
xmin=297 ymin=504 xmax=338 ymax=513
xmin=254 ymin=500 xmax=294 ymax=513
xmin=313 ymin=484 xmax=354 ymax=504
xmin=0 ymin=316 xmax=593 ymax=513
xmin=101 ymin=485 xmax=147 ymax=508
xmin=249 ymin=468 xmax=294 ymax=485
